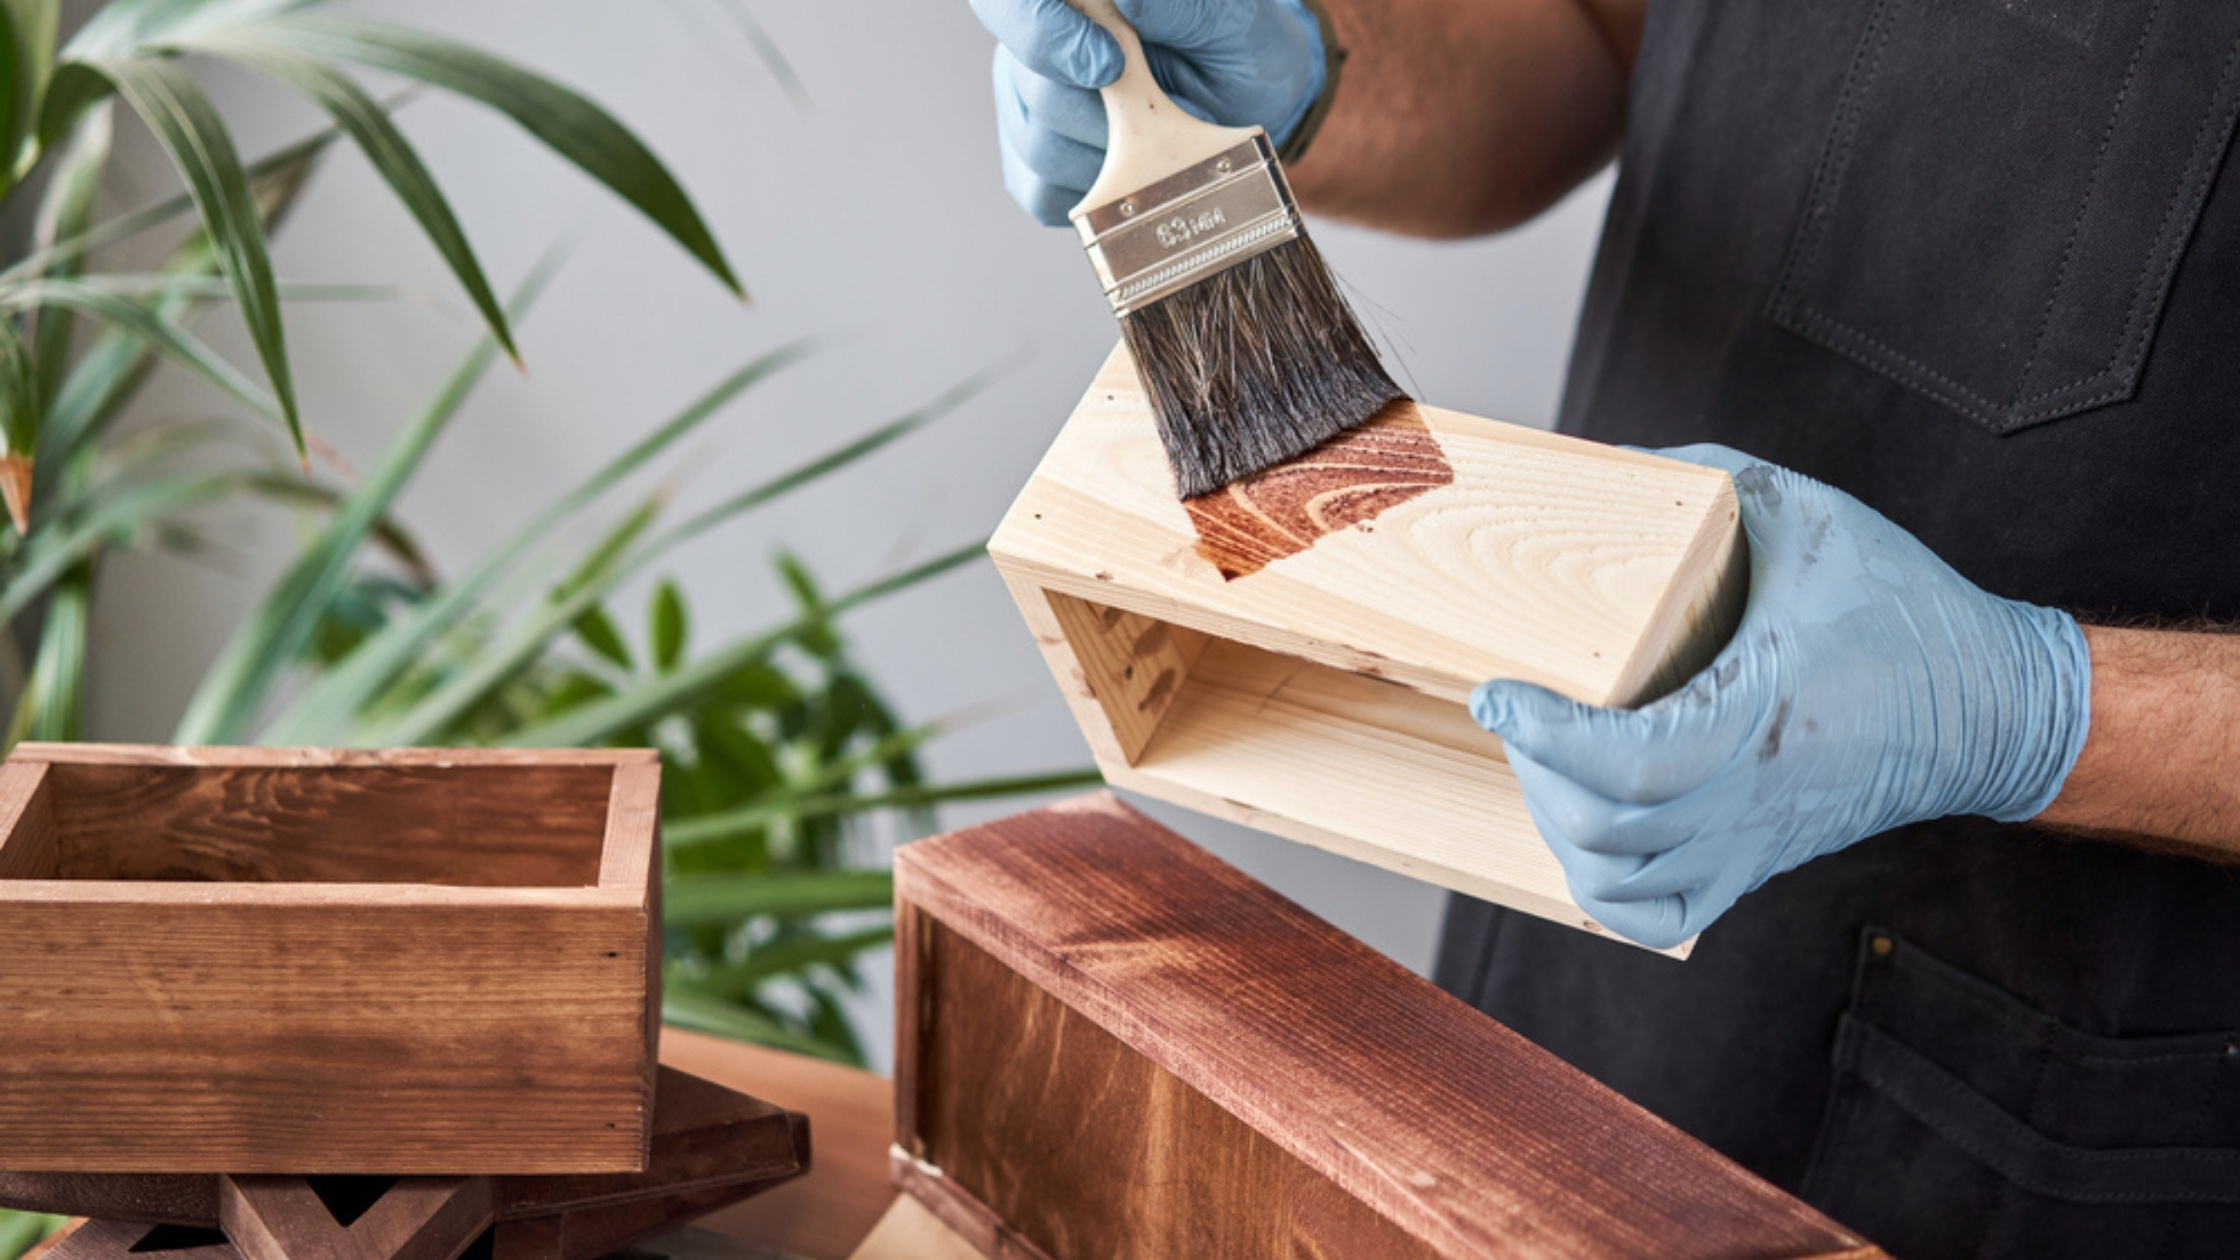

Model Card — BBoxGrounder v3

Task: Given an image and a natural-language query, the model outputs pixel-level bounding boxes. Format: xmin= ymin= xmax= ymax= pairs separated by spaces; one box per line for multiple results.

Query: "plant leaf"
xmin=173 ymin=251 xmax=560 ymax=746
xmin=0 ymin=1209 xmax=63 ymax=1260
xmin=361 ymin=430 xmax=961 ymax=749
xmin=1 ymin=0 xmax=57 ymax=177
xmin=0 ymin=319 xmax=37 ymax=530
xmin=665 ymin=926 xmax=893 ymax=1001
xmin=247 ymin=14 xmax=742 ymax=297
xmin=0 ymin=318 xmax=36 ymax=456
xmin=62 ymin=0 xmax=313 ymax=61
xmin=489 ymin=543 xmax=982 ymax=750
xmin=650 ymin=578 xmax=686 ymax=672
xmin=573 ymin=604 xmax=633 ymax=672
xmin=665 ymin=768 xmax=1106 ymax=849
xmin=198 ymin=35 xmax=516 ymax=360
xmin=0 ymin=276 xmax=280 ymax=424
xmin=6 ymin=560 xmax=88 ymax=745
xmin=69 ymin=55 xmax=302 ymax=456
xmin=6 ymin=112 xmax=343 ymax=285
xmin=659 ymin=991 xmax=853 ymax=1063
xmin=27 ymin=103 xmax=112 ymax=414
xmin=0 ymin=468 xmax=253 ymax=623
xmin=663 ymin=869 xmax=892 ymax=925
xmin=259 ymin=339 xmax=811 ymax=745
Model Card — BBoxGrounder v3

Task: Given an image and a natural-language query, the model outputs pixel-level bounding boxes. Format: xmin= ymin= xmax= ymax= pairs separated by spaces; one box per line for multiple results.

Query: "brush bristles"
xmin=1121 ymin=234 xmax=1406 ymax=500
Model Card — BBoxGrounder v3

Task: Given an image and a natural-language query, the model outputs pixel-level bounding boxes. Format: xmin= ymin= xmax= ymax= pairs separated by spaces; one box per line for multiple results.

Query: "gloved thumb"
xmin=1471 ymin=671 xmax=1762 ymax=805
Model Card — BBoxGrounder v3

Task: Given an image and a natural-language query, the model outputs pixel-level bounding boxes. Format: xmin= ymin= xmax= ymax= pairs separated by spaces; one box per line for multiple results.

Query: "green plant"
xmin=0 ymin=11 xmax=1097 ymax=1255
xmin=0 ymin=0 xmax=742 ymax=738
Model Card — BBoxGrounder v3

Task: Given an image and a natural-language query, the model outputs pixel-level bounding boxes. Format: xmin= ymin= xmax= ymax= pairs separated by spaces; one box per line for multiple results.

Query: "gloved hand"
xmin=1471 ymin=444 xmax=2093 ymax=950
xmin=969 ymin=0 xmax=1327 ymax=224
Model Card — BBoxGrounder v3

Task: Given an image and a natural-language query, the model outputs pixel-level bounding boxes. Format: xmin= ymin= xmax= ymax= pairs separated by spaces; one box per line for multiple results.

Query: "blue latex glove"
xmin=969 ymin=0 xmax=1327 ymax=224
xmin=1470 ymin=445 xmax=2093 ymax=950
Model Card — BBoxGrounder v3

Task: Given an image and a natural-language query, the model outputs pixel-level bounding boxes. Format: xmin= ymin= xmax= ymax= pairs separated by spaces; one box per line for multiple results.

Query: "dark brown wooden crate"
xmin=893 ymin=793 xmax=1884 ymax=1260
xmin=0 ymin=745 xmax=663 ymax=1174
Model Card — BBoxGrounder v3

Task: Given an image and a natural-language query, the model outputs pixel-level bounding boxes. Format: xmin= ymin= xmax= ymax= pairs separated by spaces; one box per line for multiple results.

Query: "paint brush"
xmin=1062 ymin=0 xmax=1404 ymax=500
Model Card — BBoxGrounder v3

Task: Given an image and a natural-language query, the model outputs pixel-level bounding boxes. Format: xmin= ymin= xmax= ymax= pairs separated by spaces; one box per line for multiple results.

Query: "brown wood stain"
xmin=1183 ymin=403 xmax=1454 ymax=580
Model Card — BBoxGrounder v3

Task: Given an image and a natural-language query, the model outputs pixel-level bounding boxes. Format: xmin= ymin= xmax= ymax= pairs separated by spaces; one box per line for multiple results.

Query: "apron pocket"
xmin=1799 ymin=930 xmax=2240 ymax=1259
xmin=1767 ymin=0 xmax=2240 ymax=434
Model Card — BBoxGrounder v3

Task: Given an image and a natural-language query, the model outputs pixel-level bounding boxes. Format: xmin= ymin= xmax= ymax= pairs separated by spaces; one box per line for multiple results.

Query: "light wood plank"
xmin=989 ymin=348 xmax=1744 ymax=949
xmin=990 ymin=345 xmax=1739 ymax=709
xmin=1042 ymin=592 xmax=1209 ymax=762
xmin=844 ymin=1195 xmax=983 ymax=1260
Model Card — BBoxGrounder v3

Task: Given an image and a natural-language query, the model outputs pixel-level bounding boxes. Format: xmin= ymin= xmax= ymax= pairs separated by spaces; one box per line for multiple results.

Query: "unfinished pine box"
xmin=0 ymin=744 xmax=663 ymax=1175
xmin=988 ymin=346 xmax=1745 ymax=945
xmin=892 ymin=795 xmax=1883 ymax=1260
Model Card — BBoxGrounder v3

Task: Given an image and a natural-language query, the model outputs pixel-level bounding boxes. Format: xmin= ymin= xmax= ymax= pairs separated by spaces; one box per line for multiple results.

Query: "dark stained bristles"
xmin=1121 ymin=234 xmax=1407 ymax=500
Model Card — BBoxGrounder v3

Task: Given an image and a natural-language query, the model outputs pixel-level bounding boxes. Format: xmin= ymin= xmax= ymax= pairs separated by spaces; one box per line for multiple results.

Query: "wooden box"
xmin=987 ymin=347 xmax=1745 ymax=944
xmin=0 ymin=744 xmax=663 ymax=1175
xmin=892 ymin=795 xmax=1883 ymax=1260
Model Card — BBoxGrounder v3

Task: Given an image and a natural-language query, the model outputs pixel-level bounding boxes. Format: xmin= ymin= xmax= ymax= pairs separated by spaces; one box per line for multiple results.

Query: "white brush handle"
xmin=1064 ymin=0 xmax=1262 ymax=216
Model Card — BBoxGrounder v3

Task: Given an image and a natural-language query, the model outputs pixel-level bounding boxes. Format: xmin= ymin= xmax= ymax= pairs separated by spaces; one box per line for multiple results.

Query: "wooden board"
xmin=660 ymin=1031 xmax=895 ymax=1260
xmin=892 ymin=796 xmax=1885 ymax=1260
xmin=844 ymin=1196 xmax=985 ymax=1260
xmin=0 ymin=745 xmax=662 ymax=1174
xmin=0 ymin=1065 xmax=809 ymax=1260
xmin=987 ymin=346 xmax=1744 ymax=947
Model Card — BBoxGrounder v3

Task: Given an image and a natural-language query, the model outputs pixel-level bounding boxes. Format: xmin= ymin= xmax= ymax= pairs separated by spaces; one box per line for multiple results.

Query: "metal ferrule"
xmin=1073 ymin=134 xmax=1303 ymax=317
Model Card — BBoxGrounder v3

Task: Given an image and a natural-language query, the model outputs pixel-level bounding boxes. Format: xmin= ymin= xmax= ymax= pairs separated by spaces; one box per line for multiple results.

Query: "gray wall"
xmin=86 ymin=0 xmax=1611 ymax=1071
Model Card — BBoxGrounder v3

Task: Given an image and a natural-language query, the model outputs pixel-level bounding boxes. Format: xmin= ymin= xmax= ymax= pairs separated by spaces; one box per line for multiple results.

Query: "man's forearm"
xmin=1288 ymin=0 xmax=1643 ymax=237
xmin=2034 ymin=624 xmax=2240 ymax=856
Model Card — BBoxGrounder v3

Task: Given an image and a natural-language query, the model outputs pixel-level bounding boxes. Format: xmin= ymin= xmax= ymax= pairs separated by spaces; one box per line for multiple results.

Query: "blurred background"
xmin=37 ymin=0 xmax=1611 ymax=1072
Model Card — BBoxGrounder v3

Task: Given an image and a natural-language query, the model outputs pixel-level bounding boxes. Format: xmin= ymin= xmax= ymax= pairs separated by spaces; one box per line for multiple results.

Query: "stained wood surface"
xmin=660 ymin=1030 xmax=895 ymax=1260
xmin=990 ymin=345 xmax=1742 ymax=709
xmin=1182 ymin=408 xmax=1455 ymax=580
xmin=0 ymin=1066 xmax=796 ymax=1230
xmin=0 ymin=1065 xmax=809 ymax=1260
xmin=987 ymin=347 xmax=1744 ymax=946
xmin=909 ymin=919 xmax=1442 ymax=1259
xmin=0 ymin=745 xmax=660 ymax=1174
xmin=894 ymin=796 xmax=1886 ymax=1260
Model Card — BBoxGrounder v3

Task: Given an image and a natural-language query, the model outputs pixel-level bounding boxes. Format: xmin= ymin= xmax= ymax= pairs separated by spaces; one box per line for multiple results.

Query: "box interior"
xmin=3 ymin=762 xmax=614 ymax=886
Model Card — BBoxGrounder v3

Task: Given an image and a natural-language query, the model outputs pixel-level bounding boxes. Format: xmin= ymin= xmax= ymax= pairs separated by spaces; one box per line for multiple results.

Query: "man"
xmin=968 ymin=1 xmax=2240 ymax=1255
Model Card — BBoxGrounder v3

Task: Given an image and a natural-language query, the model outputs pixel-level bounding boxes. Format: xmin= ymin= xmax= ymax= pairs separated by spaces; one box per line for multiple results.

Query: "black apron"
xmin=1433 ymin=2 xmax=2240 ymax=1256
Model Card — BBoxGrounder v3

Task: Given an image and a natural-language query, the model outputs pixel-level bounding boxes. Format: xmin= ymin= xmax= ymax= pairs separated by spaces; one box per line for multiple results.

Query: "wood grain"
xmin=0 ymin=1062 xmax=801 ymax=1219
xmin=1041 ymin=594 xmax=1208 ymax=762
xmin=987 ymin=346 xmax=1744 ymax=947
xmin=990 ymin=345 xmax=1741 ymax=709
xmin=219 ymin=1175 xmax=492 ymax=1260
xmin=660 ymin=1030 xmax=895 ymax=1260
xmin=0 ymin=745 xmax=660 ymax=1174
xmin=893 ymin=795 xmax=1884 ymax=1259
xmin=1183 ymin=407 xmax=1455 ymax=580
xmin=911 ymin=916 xmax=1442 ymax=1259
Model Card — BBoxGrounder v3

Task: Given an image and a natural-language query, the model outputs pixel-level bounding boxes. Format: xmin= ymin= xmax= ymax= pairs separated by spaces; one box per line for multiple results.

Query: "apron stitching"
xmin=1768 ymin=0 xmax=1903 ymax=319
xmin=2011 ymin=0 xmax=2165 ymax=401
xmin=2072 ymin=29 xmax=2240 ymax=412
xmin=1770 ymin=9 xmax=2240 ymax=430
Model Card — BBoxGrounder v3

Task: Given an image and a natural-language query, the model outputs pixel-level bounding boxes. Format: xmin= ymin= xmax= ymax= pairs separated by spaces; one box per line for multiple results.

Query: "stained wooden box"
xmin=0 ymin=744 xmax=663 ymax=1175
xmin=892 ymin=795 xmax=1884 ymax=1260
xmin=988 ymin=347 xmax=1745 ymax=946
